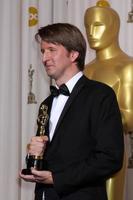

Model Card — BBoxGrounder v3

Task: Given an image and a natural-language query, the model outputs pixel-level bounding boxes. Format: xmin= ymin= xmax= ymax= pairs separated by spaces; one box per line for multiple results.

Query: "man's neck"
xmin=55 ymin=69 xmax=80 ymax=87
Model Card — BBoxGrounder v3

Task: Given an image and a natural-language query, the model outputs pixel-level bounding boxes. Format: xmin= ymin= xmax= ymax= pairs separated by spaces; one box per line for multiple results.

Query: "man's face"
xmin=40 ymin=41 xmax=73 ymax=82
xmin=84 ymin=8 xmax=116 ymax=50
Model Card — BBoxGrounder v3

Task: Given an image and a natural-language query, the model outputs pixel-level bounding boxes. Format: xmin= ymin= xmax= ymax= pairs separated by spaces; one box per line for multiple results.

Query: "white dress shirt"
xmin=49 ymin=71 xmax=83 ymax=141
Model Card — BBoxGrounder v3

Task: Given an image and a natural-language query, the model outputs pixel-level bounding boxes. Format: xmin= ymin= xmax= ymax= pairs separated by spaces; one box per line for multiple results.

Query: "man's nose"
xmin=42 ymin=52 xmax=50 ymax=63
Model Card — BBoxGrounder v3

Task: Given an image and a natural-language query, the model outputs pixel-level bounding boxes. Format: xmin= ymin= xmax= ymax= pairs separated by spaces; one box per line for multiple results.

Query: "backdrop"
xmin=0 ymin=0 xmax=133 ymax=199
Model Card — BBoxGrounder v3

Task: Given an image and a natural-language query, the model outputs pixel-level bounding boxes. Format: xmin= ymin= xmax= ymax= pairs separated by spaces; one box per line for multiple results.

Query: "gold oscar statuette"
xmin=22 ymin=104 xmax=49 ymax=175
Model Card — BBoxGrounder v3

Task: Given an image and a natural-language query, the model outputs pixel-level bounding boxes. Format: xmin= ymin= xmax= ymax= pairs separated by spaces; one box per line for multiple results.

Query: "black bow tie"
xmin=50 ymin=84 xmax=70 ymax=97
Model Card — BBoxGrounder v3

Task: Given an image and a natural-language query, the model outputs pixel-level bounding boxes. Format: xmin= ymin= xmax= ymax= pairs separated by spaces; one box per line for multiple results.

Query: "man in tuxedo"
xmin=20 ymin=23 xmax=124 ymax=200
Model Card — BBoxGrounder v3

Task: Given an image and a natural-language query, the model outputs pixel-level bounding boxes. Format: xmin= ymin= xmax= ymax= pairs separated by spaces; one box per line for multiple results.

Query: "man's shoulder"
xmin=83 ymin=75 xmax=116 ymax=97
xmin=38 ymin=95 xmax=52 ymax=109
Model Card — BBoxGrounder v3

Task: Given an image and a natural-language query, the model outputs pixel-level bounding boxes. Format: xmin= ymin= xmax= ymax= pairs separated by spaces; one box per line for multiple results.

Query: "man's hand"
xmin=19 ymin=168 xmax=53 ymax=184
xmin=27 ymin=135 xmax=49 ymax=156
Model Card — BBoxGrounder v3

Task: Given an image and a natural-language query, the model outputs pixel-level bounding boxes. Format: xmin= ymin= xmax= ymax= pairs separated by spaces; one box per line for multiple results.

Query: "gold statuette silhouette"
xmin=22 ymin=104 xmax=49 ymax=175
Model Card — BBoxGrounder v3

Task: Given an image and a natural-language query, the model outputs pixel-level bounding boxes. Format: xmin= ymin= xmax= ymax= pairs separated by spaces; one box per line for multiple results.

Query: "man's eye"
xmin=49 ymin=48 xmax=56 ymax=52
xmin=41 ymin=49 xmax=44 ymax=54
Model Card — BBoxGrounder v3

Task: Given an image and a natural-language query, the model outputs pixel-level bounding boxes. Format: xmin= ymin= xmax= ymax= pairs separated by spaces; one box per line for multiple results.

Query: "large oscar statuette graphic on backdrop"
xmin=128 ymin=132 xmax=133 ymax=168
xmin=22 ymin=104 xmax=49 ymax=175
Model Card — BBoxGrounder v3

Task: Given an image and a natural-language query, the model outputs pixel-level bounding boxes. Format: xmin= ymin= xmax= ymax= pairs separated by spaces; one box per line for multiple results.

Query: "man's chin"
xmin=47 ymin=73 xmax=55 ymax=79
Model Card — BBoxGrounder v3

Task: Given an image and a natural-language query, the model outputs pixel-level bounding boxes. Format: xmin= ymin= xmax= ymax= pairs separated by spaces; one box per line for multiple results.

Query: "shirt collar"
xmin=66 ymin=71 xmax=83 ymax=93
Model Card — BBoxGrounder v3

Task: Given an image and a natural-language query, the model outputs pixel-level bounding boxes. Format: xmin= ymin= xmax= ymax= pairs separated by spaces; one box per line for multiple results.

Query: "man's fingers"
xmin=31 ymin=136 xmax=49 ymax=142
xmin=31 ymin=168 xmax=41 ymax=176
xmin=19 ymin=171 xmax=36 ymax=182
xmin=31 ymin=168 xmax=51 ymax=180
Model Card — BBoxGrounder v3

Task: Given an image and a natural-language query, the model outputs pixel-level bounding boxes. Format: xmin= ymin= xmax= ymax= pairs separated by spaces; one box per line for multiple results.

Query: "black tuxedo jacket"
xmin=35 ymin=75 xmax=124 ymax=200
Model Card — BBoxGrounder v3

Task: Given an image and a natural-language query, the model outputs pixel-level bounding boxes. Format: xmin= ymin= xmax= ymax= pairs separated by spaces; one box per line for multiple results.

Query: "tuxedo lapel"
xmin=51 ymin=75 xmax=87 ymax=141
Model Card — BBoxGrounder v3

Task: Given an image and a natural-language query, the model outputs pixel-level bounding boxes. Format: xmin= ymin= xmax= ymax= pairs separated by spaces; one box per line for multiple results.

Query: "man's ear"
xmin=70 ymin=51 xmax=79 ymax=62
